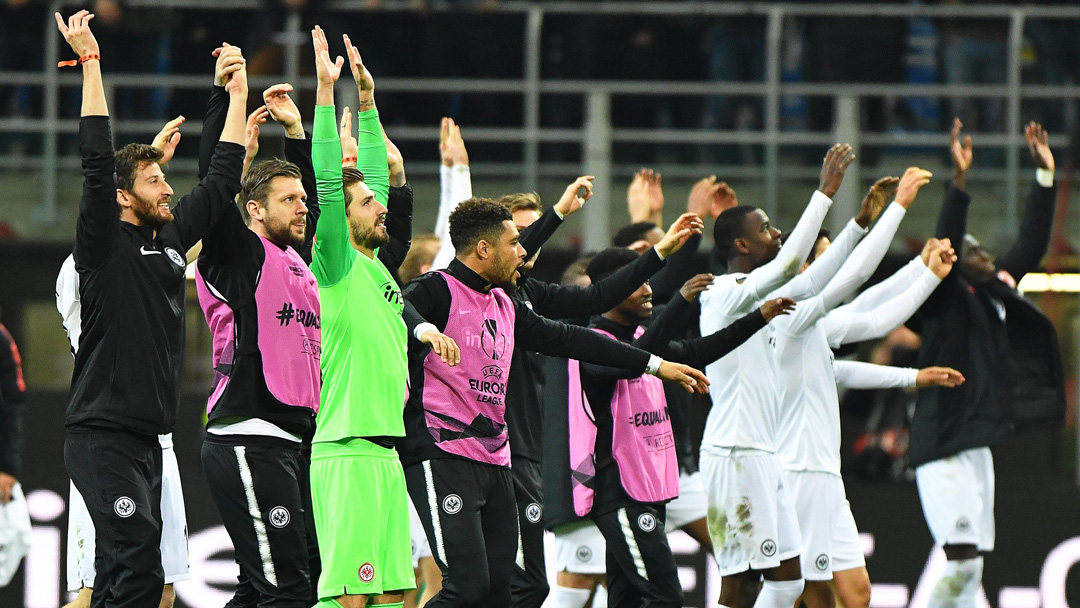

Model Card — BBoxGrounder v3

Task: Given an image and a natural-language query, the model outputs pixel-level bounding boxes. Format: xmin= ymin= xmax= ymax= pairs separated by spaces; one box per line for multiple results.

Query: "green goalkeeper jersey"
xmin=310 ymin=103 xmax=406 ymax=443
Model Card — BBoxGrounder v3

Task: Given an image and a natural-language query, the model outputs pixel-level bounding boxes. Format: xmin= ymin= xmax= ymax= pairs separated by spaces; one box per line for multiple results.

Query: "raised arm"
xmin=265 ymin=83 xmax=320 ymax=264
xmin=937 ymin=118 xmax=974 ymax=247
xmin=378 ymin=126 xmax=412 ymax=274
xmin=433 ymin=118 xmax=472 ymax=270
xmin=994 ymin=122 xmax=1057 ymax=281
xmin=517 ymin=176 xmax=594 ymax=259
xmin=343 ymin=33 xmax=389 ymax=206
xmin=197 ymin=44 xmax=244 ymax=178
xmin=309 ymin=25 xmax=354 ymax=287
xmin=824 ymin=239 xmax=954 ymax=348
xmin=60 ymin=10 xmax=117 ymax=270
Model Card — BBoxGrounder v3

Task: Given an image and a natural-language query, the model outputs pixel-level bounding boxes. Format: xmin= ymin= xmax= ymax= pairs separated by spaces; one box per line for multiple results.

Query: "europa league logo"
xmin=480 ymin=319 xmax=506 ymax=360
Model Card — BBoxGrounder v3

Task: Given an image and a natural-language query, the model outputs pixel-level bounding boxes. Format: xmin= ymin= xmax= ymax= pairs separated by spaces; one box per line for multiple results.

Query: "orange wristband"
xmin=58 ymin=54 xmax=100 ymax=68
xmin=341 ymin=156 xmax=357 ymax=165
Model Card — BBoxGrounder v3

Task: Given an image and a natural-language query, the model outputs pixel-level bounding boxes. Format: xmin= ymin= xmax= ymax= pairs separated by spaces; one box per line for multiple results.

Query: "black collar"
xmin=591 ymin=315 xmax=637 ymax=341
xmin=447 ymin=258 xmax=495 ymax=294
xmin=121 ymin=221 xmax=157 ymax=243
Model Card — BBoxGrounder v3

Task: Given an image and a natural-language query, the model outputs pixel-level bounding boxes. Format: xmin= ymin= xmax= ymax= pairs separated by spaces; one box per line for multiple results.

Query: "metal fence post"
xmin=283 ymin=9 xmax=302 ymax=89
xmin=583 ymin=91 xmax=612 ymax=252
xmin=832 ymin=95 xmax=860 ymax=235
xmin=523 ymin=6 xmax=543 ymax=192
xmin=39 ymin=1 xmax=63 ymax=226
xmin=1005 ymin=7 xmax=1024 ymax=240
xmin=763 ymin=6 xmax=783 ymax=220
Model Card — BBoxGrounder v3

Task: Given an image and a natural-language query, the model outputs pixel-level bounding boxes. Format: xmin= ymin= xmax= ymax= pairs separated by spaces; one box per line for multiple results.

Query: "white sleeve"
xmin=824 ymin=264 xmax=942 ymax=348
xmin=838 ymin=256 xmax=925 ymax=315
xmin=432 ymin=164 xmax=473 ymax=270
xmin=716 ymin=190 xmax=833 ymax=315
xmin=770 ymin=218 xmax=865 ymax=301
xmin=56 ymin=254 xmax=81 ymax=353
xmin=833 ymin=360 xmax=918 ymax=389
xmin=816 ymin=202 xmax=907 ymax=312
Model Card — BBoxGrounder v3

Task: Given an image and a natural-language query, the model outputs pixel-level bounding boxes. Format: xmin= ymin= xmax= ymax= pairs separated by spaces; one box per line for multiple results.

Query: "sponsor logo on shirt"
xmin=275 ymin=302 xmax=320 ymax=329
xmin=139 ymin=246 xmax=162 ymax=256
xmin=382 ymin=281 xmax=404 ymax=309
xmin=301 ymin=338 xmax=322 ymax=360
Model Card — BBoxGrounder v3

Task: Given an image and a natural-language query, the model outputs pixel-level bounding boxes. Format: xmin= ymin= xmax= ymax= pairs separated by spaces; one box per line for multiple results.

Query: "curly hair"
xmin=449 ymin=197 xmax=513 ymax=254
xmin=586 ymin=247 xmax=641 ymax=283
xmin=115 ymin=143 xmax=164 ymax=192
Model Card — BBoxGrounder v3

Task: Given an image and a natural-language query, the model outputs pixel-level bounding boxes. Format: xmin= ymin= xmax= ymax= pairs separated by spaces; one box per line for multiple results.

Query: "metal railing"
xmin=8 ymin=1 xmax=1080 ymax=242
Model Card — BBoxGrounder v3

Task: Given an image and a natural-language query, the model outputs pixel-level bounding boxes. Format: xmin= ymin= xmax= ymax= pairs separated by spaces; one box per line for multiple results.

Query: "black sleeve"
xmin=527 ymin=249 xmax=666 ymax=319
xmin=994 ymin=180 xmax=1057 ymax=281
xmin=579 ymin=295 xmax=695 ymax=380
xmin=920 ymin=183 xmax=972 ymax=312
xmin=518 ymin=208 xmax=563 ymax=258
xmin=198 ymin=85 xmax=229 ymax=180
xmin=513 ymin=300 xmax=651 ymax=373
xmin=382 ymin=183 xmax=415 ymax=271
xmin=402 ymin=272 xmax=452 ymax=336
xmin=73 ymin=116 xmax=119 ymax=270
xmin=284 ymin=132 xmax=319 ymax=265
xmin=648 ymin=234 xmax=702 ymax=305
xmin=170 ymin=142 xmax=246 ymax=251
xmin=0 ymin=332 xmax=21 ymax=478
xmin=660 ymin=308 xmax=767 ymax=369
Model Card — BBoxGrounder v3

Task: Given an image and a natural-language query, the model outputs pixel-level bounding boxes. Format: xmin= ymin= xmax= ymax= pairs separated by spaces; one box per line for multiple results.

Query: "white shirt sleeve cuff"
xmin=413 ymin=322 xmax=439 ymax=341
xmin=847 ymin=218 xmax=869 ymax=236
xmin=1037 ymin=168 xmax=1055 ymax=188
xmin=553 ymin=207 xmax=566 ymax=220
xmin=645 ymin=355 xmax=663 ymax=376
xmin=653 ymin=247 xmax=667 ymax=262
xmin=902 ymin=367 xmax=920 ymax=388
xmin=811 ymin=190 xmax=834 ymax=208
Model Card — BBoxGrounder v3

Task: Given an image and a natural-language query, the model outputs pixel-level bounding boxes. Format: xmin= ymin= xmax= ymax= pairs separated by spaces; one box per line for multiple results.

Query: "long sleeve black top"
xmin=399 ymin=259 xmax=659 ymax=466
xmin=0 ymin=325 xmax=24 ymax=477
xmin=909 ymin=178 xmax=1064 ymax=466
xmin=68 ymin=113 xmax=244 ymax=435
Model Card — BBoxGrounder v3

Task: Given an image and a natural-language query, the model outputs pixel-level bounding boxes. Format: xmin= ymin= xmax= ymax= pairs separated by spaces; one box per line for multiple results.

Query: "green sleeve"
xmin=310 ymin=104 xmax=355 ymax=287
xmin=355 ymin=107 xmax=389 ymax=206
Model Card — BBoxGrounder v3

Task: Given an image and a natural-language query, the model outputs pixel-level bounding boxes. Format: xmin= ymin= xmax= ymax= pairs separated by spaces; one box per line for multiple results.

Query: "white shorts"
xmin=553 ymin=519 xmax=607 ymax=575
xmin=915 ymin=447 xmax=995 ymax=552
xmin=66 ymin=439 xmax=190 ymax=591
xmin=666 ymin=471 xmax=708 ymax=531
xmin=408 ymin=493 xmax=432 ymax=569
xmin=783 ymin=471 xmax=864 ymax=580
xmin=700 ymin=448 xmax=802 ymax=576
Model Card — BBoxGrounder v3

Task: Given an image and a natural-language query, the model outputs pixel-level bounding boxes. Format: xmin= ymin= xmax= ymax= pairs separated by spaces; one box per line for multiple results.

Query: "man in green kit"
xmin=307 ymin=26 xmax=458 ymax=608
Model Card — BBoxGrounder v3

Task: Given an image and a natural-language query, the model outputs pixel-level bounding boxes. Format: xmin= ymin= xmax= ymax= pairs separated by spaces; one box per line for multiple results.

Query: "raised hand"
xmin=950 ymin=118 xmax=973 ymax=188
xmin=150 ymin=115 xmax=185 ymax=164
xmin=421 ymin=330 xmax=460 ymax=366
xmin=339 ymin=107 xmax=358 ymax=167
xmin=894 ymin=167 xmax=932 ymax=210
xmin=1025 ymin=121 xmax=1054 ymax=172
xmin=243 ymin=105 xmax=269 ymax=176
xmin=262 ymin=83 xmax=304 ymax=138
xmin=627 ymin=168 xmax=664 ymax=223
xmin=439 ymin=117 xmax=469 ymax=167
xmin=924 ymin=237 xmax=957 ymax=279
xmin=55 ymin=10 xmax=100 ymax=58
xmin=313 ymin=26 xmax=344 ymax=88
xmin=553 ymin=176 xmax=595 ymax=218
xmin=655 ymin=212 xmax=704 ymax=259
xmin=713 ymin=181 xmax=739 ymax=219
xmin=657 ymin=361 xmax=710 ymax=395
xmin=855 ymin=176 xmax=900 ymax=227
xmin=687 ymin=175 xmax=720 ymax=218
xmin=384 ymin=128 xmax=406 ymax=187
xmin=679 ymin=273 xmax=715 ymax=303
xmin=212 ymin=43 xmax=246 ymax=89
xmin=818 ymin=143 xmax=856 ymax=198
xmin=916 ymin=366 xmax=965 ymax=388
xmin=343 ymin=33 xmax=375 ymax=105
xmin=759 ymin=297 xmax=797 ymax=322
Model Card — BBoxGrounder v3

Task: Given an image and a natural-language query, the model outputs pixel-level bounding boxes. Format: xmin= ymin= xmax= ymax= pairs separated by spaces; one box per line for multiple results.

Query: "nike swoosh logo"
xmin=140 ymin=247 xmax=162 ymax=256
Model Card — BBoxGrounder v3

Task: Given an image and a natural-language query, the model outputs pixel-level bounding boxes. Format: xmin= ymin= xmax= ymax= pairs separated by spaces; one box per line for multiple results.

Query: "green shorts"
xmin=311 ymin=438 xmax=416 ymax=599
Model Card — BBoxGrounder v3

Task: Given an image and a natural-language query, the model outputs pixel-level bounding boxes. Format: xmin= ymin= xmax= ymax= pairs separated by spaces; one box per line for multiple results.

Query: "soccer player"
xmin=698 ymin=144 xmax=855 ymax=608
xmin=57 ymin=9 xmax=246 ymax=606
xmin=909 ymin=119 xmax=1063 ymax=608
xmin=568 ymin=248 xmax=795 ymax=608
xmin=306 ymin=26 xmax=452 ymax=608
xmin=400 ymin=194 xmax=710 ymax=606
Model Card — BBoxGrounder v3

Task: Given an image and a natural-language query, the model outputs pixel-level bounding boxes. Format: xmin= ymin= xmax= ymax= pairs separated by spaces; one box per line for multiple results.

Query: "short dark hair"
xmin=115 ymin=143 xmax=164 ymax=192
xmin=561 ymin=253 xmax=595 ymax=286
xmin=239 ymin=158 xmax=303 ymax=223
xmin=449 ymin=197 xmax=513 ymax=254
xmin=341 ymin=166 xmax=367 ymax=216
xmin=586 ymin=247 xmax=640 ymax=284
xmin=497 ymin=192 xmax=542 ymax=215
xmin=713 ymin=205 xmax=759 ymax=262
xmin=612 ymin=222 xmax=659 ymax=248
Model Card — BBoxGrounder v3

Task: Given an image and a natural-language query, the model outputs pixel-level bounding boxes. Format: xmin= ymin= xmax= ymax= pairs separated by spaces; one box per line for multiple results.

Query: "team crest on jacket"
xmin=358 ymin=562 xmax=375 ymax=582
xmin=480 ymin=319 xmax=507 ymax=360
xmin=269 ymin=506 xmax=290 ymax=528
xmin=164 ymin=247 xmax=185 ymax=268
xmin=113 ymin=496 xmax=135 ymax=518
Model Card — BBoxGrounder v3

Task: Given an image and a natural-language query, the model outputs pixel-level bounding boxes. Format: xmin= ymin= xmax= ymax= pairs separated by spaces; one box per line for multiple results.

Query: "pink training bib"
xmin=422 ymin=271 xmax=516 ymax=466
xmin=567 ymin=327 xmax=679 ymax=516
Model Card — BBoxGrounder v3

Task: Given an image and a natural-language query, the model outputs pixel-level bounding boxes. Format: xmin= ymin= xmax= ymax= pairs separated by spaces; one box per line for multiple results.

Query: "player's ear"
xmin=734 ymin=237 xmax=751 ymax=255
